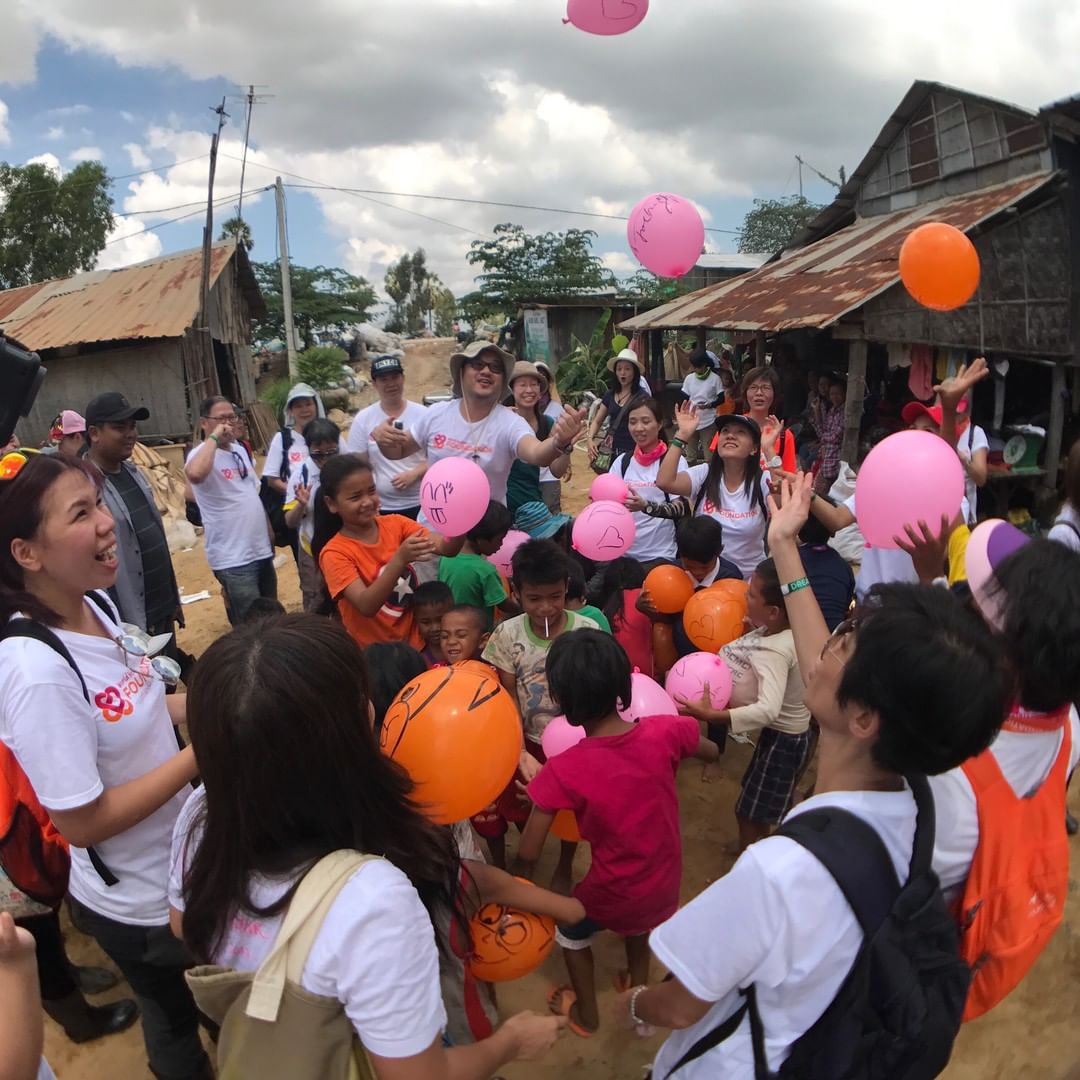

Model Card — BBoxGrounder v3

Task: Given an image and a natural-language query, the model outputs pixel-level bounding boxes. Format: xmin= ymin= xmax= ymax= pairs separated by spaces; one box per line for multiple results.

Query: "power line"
xmin=101 ymin=186 xmax=272 ymax=247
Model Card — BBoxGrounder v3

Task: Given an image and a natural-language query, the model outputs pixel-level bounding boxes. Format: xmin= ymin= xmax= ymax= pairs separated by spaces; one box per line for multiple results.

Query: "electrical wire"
xmin=100 ymin=185 xmax=272 ymax=246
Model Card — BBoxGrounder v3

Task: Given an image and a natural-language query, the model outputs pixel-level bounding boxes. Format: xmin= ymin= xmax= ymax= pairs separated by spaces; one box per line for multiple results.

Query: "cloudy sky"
xmin=1 ymin=0 xmax=1079 ymax=304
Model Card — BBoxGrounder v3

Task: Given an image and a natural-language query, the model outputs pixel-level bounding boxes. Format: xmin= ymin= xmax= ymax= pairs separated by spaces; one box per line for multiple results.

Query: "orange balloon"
xmin=683 ymin=587 xmax=748 ymax=652
xmin=711 ymin=578 xmax=749 ymax=604
xmin=380 ymin=666 xmax=520 ymax=824
xmin=551 ymin=809 xmax=582 ymax=842
xmin=468 ymin=884 xmax=556 ymax=983
xmin=652 ymin=622 xmax=678 ymax=676
xmin=899 ymin=222 xmax=981 ymax=312
xmin=644 ymin=565 xmax=694 ymax=614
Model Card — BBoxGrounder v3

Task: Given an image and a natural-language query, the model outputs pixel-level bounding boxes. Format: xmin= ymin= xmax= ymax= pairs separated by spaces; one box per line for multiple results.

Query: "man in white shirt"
xmin=184 ymin=395 xmax=276 ymax=624
xmin=370 ymin=341 xmax=586 ymax=511
xmin=680 ymin=352 xmax=723 ymax=464
xmin=346 ymin=356 xmax=427 ymax=518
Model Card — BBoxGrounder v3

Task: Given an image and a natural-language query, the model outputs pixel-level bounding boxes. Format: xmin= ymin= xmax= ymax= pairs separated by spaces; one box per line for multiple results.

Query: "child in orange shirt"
xmin=314 ymin=453 xmax=462 ymax=648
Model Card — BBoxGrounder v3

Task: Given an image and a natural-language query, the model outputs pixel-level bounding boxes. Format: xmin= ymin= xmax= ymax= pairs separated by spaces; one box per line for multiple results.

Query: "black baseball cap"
xmin=85 ymin=392 xmax=150 ymax=427
xmin=371 ymin=355 xmax=404 ymax=378
xmin=715 ymin=413 xmax=762 ymax=445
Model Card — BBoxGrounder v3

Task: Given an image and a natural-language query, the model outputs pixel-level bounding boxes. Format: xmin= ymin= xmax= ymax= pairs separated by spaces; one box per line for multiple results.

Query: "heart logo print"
xmin=95 ymin=686 xmax=132 ymax=723
xmin=433 ymin=434 xmax=447 ymax=449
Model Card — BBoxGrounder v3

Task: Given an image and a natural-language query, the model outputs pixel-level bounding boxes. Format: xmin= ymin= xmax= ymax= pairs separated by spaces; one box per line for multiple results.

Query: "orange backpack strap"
xmin=959 ymin=745 xmax=1007 ymax=798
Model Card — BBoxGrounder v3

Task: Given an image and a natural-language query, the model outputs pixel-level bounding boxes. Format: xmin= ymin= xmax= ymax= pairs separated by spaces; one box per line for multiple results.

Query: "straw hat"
xmin=508 ymin=361 xmax=549 ymax=394
xmin=606 ymin=347 xmax=644 ymax=376
xmin=449 ymin=340 xmax=516 ymax=397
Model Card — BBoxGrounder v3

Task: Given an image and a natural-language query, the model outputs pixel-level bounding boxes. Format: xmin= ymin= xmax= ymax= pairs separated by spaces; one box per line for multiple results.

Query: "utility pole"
xmin=232 ymin=83 xmax=272 ymax=220
xmin=198 ymin=99 xmax=228 ymax=333
xmin=275 ymin=176 xmax=298 ymax=379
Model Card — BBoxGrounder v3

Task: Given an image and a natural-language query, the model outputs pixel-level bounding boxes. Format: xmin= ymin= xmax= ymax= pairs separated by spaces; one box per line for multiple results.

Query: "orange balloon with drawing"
xmin=468 ymin=887 xmax=557 ymax=983
xmin=380 ymin=665 xmax=520 ymax=825
xmin=682 ymin=586 xmax=748 ymax=653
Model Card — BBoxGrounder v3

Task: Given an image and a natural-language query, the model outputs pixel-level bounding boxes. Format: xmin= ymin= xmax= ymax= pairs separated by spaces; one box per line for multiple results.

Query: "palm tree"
xmin=220 ymin=216 xmax=254 ymax=251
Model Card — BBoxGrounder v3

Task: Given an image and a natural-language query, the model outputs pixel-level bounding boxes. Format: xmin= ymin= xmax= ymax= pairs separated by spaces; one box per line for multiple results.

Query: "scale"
xmin=1002 ymin=428 xmax=1045 ymax=472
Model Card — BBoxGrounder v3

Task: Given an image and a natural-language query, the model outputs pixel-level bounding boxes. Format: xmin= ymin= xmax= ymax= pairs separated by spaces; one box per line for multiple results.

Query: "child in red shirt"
xmin=516 ymin=629 xmax=718 ymax=1037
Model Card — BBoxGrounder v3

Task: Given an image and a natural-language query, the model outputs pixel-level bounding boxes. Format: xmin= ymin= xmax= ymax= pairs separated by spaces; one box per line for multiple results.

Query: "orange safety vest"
xmin=956 ymin=719 xmax=1071 ymax=1021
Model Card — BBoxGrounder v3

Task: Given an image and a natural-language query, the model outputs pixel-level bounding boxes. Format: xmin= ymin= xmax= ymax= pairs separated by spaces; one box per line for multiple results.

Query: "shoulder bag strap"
xmin=605 ymin=392 xmax=642 ymax=443
xmin=279 ymin=428 xmax=293 ymax=483
xmin=662 ymin=997 xmax=751 ymax=1079
xmin=245 ymin=851 xmax=379 ymax=1023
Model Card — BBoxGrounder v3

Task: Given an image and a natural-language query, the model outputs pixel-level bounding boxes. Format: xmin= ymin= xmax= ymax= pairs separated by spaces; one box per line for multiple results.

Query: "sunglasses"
xmin=465 ymin=357 xmax=503 ymax=374
xmin=308 ymin=447 xmax=340 ymax=461
xmin=229 ymin=451 xmax=249 ymax=480
xmin=115 ymin=625 xmax=181 ymax=686
xmin=820 ymin=616 xmax=858 ymax=664
xmin=0 ymin=448 xmax=39 ymax=481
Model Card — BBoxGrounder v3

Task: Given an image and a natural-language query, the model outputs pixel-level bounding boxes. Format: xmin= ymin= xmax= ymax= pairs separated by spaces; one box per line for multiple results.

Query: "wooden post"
xmin=1046 ymin=363 xmax=1067 ymax=489
xmin=841 ymin=339 xmax=867 ymax=466
xmin=755 ymin=330 xmax=767 ymax=367
xmin=275 ymin=176 xmax=299 ymax=380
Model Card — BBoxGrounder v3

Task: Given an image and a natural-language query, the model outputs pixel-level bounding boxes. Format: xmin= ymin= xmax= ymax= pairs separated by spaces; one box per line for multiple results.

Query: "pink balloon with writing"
xmin=618 ymin=670 xmax=678 ymax=723
xmin=487 ymin=529 xmax=530 ymax=576
xmin=627 ymin=193 xmax=705 ymax=278
xmin=541 ymin=715 xmax=587 ymax=759
xmin=420 ymin=457 xmax=491 ymax=537
xmin=854 ymin=430 xmax=964 ymax=550
xmin=665 ymin=652 xmax=734 ymax=713
xmin=564 ymin=0 xmax=648 ymax=35
xmin=572 ymin=501 xmax=636 ymax=561
xmin=590 ymin=472 xmax=630 ymax=503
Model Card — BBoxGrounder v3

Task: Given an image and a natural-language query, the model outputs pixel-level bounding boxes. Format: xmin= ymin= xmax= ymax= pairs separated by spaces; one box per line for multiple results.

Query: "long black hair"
xmin=181 ymin=614 xmax=463 ymax=961
xmin=311 ymin=452 xmax=375 ymax=562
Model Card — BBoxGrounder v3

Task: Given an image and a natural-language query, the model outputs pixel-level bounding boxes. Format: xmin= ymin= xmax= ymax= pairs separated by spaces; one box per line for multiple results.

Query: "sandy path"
xmin=45 ymin=339 xmax=1080 ymax=1078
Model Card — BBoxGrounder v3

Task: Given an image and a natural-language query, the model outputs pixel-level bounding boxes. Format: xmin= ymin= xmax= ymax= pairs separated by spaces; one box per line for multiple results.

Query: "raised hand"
xmin=933 ymin=357 xmax=989 ymax=412
xmin=551 ymin=406 xmax=587 ymax=448
xmin=893 ymin=513 xmax=953 ymax=584
xmin=767 ymin=471 xmax=814 ymax=548
xmin=674 ymin=401 xmax=699 ymax=441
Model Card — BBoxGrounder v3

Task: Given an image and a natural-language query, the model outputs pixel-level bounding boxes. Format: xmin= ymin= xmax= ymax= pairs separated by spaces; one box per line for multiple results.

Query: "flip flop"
xmin=613 ymin=970 xmax=632 ymax=993
xmin=547 ymin=985 xmax=595 ymax=1038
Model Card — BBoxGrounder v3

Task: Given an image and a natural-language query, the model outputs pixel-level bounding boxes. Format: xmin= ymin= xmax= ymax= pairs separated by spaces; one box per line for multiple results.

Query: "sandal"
xmin=547 ymin=985 xmax=595 ymax=1038
xmin=613 ymin=970 xmax=632 ymax=993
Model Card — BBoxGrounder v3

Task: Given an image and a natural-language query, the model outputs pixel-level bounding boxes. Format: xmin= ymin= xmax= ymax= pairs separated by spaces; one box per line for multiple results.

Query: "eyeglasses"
xmin=204 ymin=413 xmax=239 ymax=423
xmin=115 ymin=625 xmax=181 ymax=686
xmin=465 ymin=357 xmax=503 ymax=374
xmin=746 ymin=382 xmax=773 ymax=394
xmin=229 ymin=451 xmax=249 ymax=480
xmin=308 ymin=447 xmax=340 ymax=461
xmin=820 ymin=617 xmax=858 ymax=665
xmin=0 ymin=448 xmax=38 ymax=481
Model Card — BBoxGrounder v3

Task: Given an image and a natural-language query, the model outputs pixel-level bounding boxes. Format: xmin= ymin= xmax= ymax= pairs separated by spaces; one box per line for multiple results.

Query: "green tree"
xmin=431 ymin=283 xmax=457 ymax=336
xmin=623 ymin=269 xmax=696 ymax=305
xmin=737 ymin=195 xmax=824 ymax=255
xmin=0 ymin=160 xmax=114 ymax=288
xmin=219 ymin=215 xmax=253 ymax=251
xmin=466 ymin=223 xmax=616 ymax=315
xmin=384 ymin=252 xmax=414 ymax=332
xmin=252 ymin=262 xmax=376 ymax=348
xmin=384 ymin=248 xmax=449 ymax=333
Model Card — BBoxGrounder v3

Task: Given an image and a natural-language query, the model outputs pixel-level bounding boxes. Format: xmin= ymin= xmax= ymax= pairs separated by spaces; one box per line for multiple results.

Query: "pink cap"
xmin=60 ymin=410 xmax=86 ymax=435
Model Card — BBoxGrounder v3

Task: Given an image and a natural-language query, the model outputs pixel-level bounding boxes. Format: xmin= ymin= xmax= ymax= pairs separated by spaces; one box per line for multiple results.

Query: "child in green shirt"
xmin=565 ymin=560 xmax=612 ymax=633
xmin=438 ymin=501 xmax=515 ymax=629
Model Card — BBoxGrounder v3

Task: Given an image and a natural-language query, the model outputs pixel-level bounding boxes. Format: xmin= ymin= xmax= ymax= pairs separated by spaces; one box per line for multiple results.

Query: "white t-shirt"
xmin=284 ymin=457 xmax=323 ymax=556
xmin=611 ymin=451 xmax=687 ymax=563
xmin=261 ymin=430 xmax=308 ymax=482
xmin=687 ymin=465 xmax=770 ymax=580
xmin=408 ymin=400 xmax=533 ymax=507
xmin=842 ymin=494 xmax=918 ymax=602
xmin=682 ymin=371 xmax=724 ymax=429
xmin=187 ymin=443 xmax=272 ymax=571
xmin=168 ymin=789 xmax=446 ymax=1057
xmin=956 ymin=425 xmax=988 ymax=524
xmin=346 ymin=401 xmax=428 ymax=511
xmin=539 ymin=400 xmax=565 ymax=484
xmin=0 ymin=595 xmax=187 ymax=925
xmin=1047 ymin=503 xmax=1080 ymax=551
xmin=929 ymin=707 xmax=1080 ymax=898
xmin=649 ymin=787 xmax=916 ymax=1080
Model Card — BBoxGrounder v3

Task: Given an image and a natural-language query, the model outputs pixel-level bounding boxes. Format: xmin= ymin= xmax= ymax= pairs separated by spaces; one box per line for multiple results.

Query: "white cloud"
xmin=0 ymin=6 xmax=38 ymax=85
xmin=44 ymin=125 xmax=64 ymax=141
xmin=47 ymin=103 xmax=91 ymax=117
xmin=123 ymin=142 xmax=151 ymax=168
xmin=95 ymin=217 xmax=162 ymax=270
xmin=69 ymin=146 xmax=103 ymax=163
xmin=26 ymin=152 xmax=62 ymax=176
xmin=120 ymin=110 xmax=135 ymax=124
xmin=0 ymin=100 xmax=9 ymax=147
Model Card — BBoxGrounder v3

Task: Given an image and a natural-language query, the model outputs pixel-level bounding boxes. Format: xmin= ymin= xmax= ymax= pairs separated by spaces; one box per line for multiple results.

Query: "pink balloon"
xmin=854 ymin=430 xmax=964 ymax=550
xmin=665 ymin=652 xmax=733 ymax=712
xmin=541 ymin=714 xmax=587 ymax=758
xmin=564 ymin=0 xmax=648 ymax=35
xmin=618 ymin=671 xmax=678 ymax=723
xmin=591 ymin=472 xmax=630 ymax=503
xmin=572 ymin=501 xmax=636 ymax=561
xmin=627 ymin=193 xmax=705 ymax=278
xmin=486 ymin=529 xmax=530 ymax=577
xmin=420 ymin=457 xmax=491 ymax=537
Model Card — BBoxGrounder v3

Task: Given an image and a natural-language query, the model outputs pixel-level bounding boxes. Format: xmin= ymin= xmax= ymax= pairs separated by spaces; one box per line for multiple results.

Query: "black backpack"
xmin=665 ymin=773 xmax=970 ymax=1080
xmin=258 ymin=428 xmax=298 ymax=549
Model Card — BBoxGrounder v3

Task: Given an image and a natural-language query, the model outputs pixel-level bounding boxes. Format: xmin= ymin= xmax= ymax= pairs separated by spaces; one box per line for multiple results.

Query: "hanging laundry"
xmin=909 ymin=344 xmax=934 ymax=399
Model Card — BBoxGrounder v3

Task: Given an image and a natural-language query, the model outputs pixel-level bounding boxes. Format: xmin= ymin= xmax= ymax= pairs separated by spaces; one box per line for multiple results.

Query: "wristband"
xmin=628 ymin=985 xmax=647 ymax=1026
xmin=671 ymin=437 xmax=687 ymax=452
xmin=780 ymin=576 xmax=810 ymax=597
xmin=208 ymin=433 xmax=220 ymax=445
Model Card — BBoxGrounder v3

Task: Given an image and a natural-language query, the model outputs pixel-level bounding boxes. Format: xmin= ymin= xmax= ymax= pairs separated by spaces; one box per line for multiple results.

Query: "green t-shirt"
xmin=574 ymin=604 xmax=612 ymax=634
xmin=438 ymin=552 xmax=508 ymax=629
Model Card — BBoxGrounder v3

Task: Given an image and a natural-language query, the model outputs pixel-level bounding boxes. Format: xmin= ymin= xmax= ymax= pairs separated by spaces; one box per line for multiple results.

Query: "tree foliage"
xmin=384 ymin=247 xmax=455 ymax=334
xmin=622 ymin=269 xmax=696 ymax=306
xmin=252 ymin=262 xmax=376 ymax=348
xmin=0 ymin=160 xmax=114 ymax=289
xmin=466 ymin=223 xmax=615 ymax=315
xmin=550 ymin=309 xmax=614 ymax=406
xmin=297 ymin=345 xmax=349 ymax=390
xmin=220 ymin=216 xmax=253 ymax=251
xmin=737 ymin=195 xmax=824 ymax=255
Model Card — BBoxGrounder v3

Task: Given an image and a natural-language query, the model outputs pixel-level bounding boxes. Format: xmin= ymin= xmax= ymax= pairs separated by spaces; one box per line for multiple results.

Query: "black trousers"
xmin=16 ymin=908 xmax=77 ymax=1001
xmin=69 ymin=897 xmax=211 ymax=1080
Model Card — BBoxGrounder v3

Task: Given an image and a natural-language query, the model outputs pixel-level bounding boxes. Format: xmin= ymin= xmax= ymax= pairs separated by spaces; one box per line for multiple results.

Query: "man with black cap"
xmin=85 ymin=392 xmax=183 ymax=645
xmin=346 ymin=355 xmax=428 ymax=519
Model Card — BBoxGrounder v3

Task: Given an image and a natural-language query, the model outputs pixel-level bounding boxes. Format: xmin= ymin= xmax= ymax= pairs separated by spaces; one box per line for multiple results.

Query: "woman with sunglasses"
xmin=618 ymin=472 xmax=1008 ymax=1079
xmin=0 ymin=451 xmax=211 ymax=1079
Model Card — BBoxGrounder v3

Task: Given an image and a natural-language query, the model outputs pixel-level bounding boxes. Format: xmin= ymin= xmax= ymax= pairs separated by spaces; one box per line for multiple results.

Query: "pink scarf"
xmin=634 ymin=441 xmax=667 ymax=467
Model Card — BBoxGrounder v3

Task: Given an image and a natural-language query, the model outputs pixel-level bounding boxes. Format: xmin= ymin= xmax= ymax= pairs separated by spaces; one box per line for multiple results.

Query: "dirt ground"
xmin=45 ymin=339 xmax=1080 ymax=1079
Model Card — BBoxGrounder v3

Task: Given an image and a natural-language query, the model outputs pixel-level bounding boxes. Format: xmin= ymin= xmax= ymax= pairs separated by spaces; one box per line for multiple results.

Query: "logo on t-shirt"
xmin=288 ymin=450 xmax=304 ymax=463
xmin=94 ymin=686 xmax=133 ymax=724
xmin=433 ymin=434 xmax=447 ymax=449
xmin=221 ymin=468 xmax=235 ymax=481
xmin=376 ymin=563 xmax=419 ymax=620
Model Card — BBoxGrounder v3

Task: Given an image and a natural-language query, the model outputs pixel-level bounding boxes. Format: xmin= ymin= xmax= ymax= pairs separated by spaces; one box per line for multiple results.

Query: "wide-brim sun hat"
xmin=535 ymin=361 xmax=555 ymax=385
xmin=606 ymin=348 xmax=645 ymax=377
xmin=450 ymin=340 xmax=516 ymax=397
xmin=508 ymin=361 xmax=549 ymax=395
xmin=514 ymin=500 xmax=572 ymax=539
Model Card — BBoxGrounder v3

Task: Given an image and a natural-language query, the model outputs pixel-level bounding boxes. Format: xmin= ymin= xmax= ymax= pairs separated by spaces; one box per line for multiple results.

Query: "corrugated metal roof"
xmin=0 ymin=242 xmax=238 ymax=351
xmin=695 ymin=253 xmax=771 ymax=271
xmin=620 ymin=171 xmax=1056 ymax=334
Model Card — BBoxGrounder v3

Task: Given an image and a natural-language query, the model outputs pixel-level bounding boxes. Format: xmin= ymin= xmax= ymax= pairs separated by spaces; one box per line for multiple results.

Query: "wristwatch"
xmin=766 ymin=454 xmax=782 ymax=469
